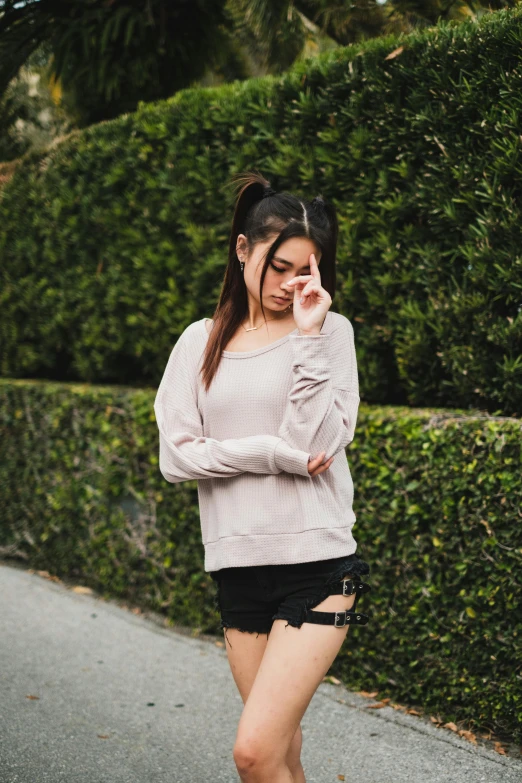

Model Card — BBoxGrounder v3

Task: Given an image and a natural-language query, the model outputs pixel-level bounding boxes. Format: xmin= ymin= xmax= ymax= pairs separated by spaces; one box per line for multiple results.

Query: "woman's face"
xmin=237 ymin=233 xmax=322 ymax=313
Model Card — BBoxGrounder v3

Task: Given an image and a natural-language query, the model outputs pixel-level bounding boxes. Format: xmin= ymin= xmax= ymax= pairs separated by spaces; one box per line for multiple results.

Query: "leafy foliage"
xmin=1 ymin=377 xmax=520 ymax=742
xmin=1 ymin=6 xmax=521 ymax=414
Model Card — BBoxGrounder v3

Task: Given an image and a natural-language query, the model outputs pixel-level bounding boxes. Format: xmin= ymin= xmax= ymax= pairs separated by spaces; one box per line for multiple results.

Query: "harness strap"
xmin=328 ymin=578 xmax=371 ymax=598
xmin=304 ymin=609 xmax=370 ymax=627
xmin=301 ymin=578 xmax=372 ymax=628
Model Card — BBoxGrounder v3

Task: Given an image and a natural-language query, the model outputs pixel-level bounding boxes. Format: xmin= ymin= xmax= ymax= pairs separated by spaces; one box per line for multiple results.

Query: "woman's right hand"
xmin=307 ymin=451 xmax=334 ymax=476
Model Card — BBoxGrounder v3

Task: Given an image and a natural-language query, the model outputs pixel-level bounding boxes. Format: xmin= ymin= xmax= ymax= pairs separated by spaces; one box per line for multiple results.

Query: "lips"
xmin=273 ymin=296 xmax=291 ymax=301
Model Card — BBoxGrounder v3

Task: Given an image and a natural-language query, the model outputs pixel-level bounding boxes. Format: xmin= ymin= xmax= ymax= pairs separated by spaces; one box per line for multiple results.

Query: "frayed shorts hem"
xmin=218 ymin=612 xmax=303 ymax=636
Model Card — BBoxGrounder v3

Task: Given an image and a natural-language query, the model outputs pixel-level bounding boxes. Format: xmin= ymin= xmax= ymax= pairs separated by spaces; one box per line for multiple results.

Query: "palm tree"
xmin=0 ymin=0 xmax=233 ymax=125
xmin=0 ymin=0 xmax=519 ymax=127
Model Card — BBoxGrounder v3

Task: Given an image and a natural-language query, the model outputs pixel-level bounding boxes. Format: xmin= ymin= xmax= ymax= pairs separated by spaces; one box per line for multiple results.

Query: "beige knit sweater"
xmin=153 ymin=309 xmax=361 ymax=572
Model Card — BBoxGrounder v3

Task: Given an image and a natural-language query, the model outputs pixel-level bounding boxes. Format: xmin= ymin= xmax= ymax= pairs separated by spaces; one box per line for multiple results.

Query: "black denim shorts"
xmin=209 ymin=552 xmax=370 ymax=647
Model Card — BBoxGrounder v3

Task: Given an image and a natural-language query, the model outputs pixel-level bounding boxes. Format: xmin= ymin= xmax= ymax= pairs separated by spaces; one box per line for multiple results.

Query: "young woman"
xmin=154 ymin=171 xmax=371 ymax=783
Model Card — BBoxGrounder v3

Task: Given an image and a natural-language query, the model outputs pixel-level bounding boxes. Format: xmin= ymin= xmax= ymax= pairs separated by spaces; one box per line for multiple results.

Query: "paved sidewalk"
xmin=0 ymin=562 xmax=520 ymax=783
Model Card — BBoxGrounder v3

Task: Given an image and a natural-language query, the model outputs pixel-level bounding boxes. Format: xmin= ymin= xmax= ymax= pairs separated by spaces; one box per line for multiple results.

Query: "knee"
xmin=233 ymin=739 xmax=268 ymax=776
xmin=233 ymin=727 xmax=301 ymax=777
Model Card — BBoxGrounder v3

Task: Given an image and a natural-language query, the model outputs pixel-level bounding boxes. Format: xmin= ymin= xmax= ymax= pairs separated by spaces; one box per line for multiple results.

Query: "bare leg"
xmin=232 ymin=576 xmax=357 ymax=783
xmin=222 ymin=627 xmax=305 ymax=780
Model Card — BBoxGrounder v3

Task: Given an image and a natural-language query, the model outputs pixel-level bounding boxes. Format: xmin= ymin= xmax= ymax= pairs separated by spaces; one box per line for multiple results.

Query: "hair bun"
xmin=311 ymin=195 xmax=326 ymax=208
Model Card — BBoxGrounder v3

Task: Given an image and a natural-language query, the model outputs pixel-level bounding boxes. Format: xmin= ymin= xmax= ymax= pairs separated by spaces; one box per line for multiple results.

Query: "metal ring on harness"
xmin=301 ymin=578 xmax=372 ymax=628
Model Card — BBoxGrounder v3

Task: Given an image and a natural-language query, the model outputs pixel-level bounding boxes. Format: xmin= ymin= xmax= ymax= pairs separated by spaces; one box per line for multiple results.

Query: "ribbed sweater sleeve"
xmin=277 ymin=316 xmax=360 ymax=459
xmin=153 ymin=330 xmax=311 ymax=483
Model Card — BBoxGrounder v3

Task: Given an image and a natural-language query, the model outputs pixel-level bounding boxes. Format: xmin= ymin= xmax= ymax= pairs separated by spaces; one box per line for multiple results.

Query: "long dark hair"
xmin=200 ymin=170 xmax=338 ymax=391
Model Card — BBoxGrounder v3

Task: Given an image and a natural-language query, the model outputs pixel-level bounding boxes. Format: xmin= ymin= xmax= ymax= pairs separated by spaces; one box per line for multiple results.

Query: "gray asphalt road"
xmin=0 ymin=562 xmax=520 ymax=783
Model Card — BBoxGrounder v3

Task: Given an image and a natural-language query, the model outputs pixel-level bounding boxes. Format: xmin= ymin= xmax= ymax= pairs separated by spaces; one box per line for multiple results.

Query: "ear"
xmin=236 ymin=233 xmax=248 ymax=259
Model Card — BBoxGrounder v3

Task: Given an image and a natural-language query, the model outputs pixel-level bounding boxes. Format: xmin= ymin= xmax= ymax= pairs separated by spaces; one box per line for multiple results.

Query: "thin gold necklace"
xmin=241 ymin=309 xmax=293 ymax=332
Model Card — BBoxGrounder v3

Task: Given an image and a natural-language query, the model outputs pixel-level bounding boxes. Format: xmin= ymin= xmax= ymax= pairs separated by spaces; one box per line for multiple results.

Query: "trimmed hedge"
xmin=1 ymin=7 xmax=522 ymax=414
xmin=1 ymin=378 xmax=521 ymax=742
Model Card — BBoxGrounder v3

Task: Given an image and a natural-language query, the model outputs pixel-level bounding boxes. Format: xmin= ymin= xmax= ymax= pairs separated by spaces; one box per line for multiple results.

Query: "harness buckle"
xmin=334 ymin=611 xmax=348 ymax=627
xmin=341 ymin=578 xmax=356 ymax=596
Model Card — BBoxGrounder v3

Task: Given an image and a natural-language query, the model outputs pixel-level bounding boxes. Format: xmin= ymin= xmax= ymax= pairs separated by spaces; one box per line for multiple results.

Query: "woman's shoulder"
xmin=167 ymin=320 xmax=208 ymax=362
xmin=327 ymin=310 xmax=354 ymax=334
xmin=177 ymin=319 xmax=209 ymax=342
xmin=186 ymin=317 xmax=212 ymax=337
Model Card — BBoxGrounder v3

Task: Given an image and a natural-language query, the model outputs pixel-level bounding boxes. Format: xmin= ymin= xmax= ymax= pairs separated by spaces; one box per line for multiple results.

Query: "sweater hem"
xmin=203 ymin=525 xmax=358 ymax=572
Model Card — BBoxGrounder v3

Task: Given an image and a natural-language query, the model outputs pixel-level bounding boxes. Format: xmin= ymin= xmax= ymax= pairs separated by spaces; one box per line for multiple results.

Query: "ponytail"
xmin=228 ymin=171 xmax=274 ymax=262
xmin=310 ymin=194 xmax=339 ymax=251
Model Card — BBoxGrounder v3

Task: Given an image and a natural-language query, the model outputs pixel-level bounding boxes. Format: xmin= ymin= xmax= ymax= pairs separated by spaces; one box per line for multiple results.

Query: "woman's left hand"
xmin=285 ymin=253 xmax=332 ymax=334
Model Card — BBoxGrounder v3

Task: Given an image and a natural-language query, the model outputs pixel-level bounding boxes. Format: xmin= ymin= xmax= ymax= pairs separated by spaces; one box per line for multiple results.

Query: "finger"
xmin=300 ymin=282 xmax=319 ymax=299
xmin=317 ymin=456 xmax=334 ymax=470
xmin=316 ymin=457 xmax=333 ymax=471
xmin=309 ymin=253 xmax=321 ymax=281
xmin=286 ymin=274 xmax=313 ymax=286
xmin=311 ymin=463 xmax=329 ymax=476
xmin=300 ymin=287 xmax=321 ymax=306
xmin=310 ymin=455 xmax=333 ymax=475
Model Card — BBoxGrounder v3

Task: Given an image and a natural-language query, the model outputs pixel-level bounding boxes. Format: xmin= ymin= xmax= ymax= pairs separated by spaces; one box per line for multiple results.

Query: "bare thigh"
xmin=224 ymin=628 xmax=270 ymax=704
xmin=233 ymin=572 xmax=357 ymax=767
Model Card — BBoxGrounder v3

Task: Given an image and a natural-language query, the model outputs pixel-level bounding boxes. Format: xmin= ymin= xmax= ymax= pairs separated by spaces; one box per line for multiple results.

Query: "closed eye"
xmin=270 ymin=261 xmax=311 ymax=274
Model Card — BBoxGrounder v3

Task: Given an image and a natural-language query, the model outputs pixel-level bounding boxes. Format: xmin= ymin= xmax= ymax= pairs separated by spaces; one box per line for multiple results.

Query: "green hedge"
xmin=1 ymin=377 xmax=520 ymax=742
xmin=1 ymin=7 xmax=522 ymax=414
